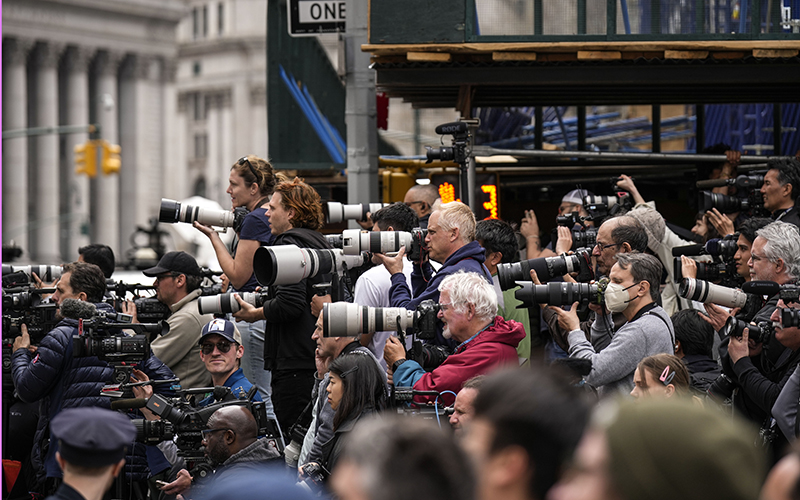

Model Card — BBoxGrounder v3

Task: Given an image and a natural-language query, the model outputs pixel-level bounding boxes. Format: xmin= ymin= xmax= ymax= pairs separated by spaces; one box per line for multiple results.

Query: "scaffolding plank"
xmin=753 ymin=49 xmax=800 ymax=58
xmin=407 ymin=51 xmax=451 ymax=62
xmin=665 ymin=50 xmax=709 ymax=59
xmin=577 ymin=51 xmax=622 ymax=60
xmin=492 ymin=51 xmax=538 ymax=61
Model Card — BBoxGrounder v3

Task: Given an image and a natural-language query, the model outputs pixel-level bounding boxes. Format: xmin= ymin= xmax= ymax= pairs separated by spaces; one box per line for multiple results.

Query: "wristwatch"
xmin=392 ymin=359 xmax=407 ymax=373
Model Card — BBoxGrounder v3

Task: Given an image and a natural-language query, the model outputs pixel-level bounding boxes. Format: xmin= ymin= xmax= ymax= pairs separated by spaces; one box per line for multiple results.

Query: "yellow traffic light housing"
xmin=100 ymin=140 xmax=121 ymax=175
xmin=74 ymin=140 xmax=98 ymax=178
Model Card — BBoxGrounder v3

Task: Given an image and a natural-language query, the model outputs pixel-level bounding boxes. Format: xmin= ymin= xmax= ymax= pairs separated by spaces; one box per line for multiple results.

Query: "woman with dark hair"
xmin=308 ymin=352 xmax=387 ymax=478
xmin=194 ymin=155 xmax=283 ymax=413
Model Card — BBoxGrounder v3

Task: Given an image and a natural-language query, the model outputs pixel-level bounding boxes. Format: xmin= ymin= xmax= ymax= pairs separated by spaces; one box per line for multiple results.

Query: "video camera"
xmin=136 ymin=386 xmax=282 ymax=465
xmin=327 ymin=229 xmax=429 ymax=262
xmin=2 ymin=286 xmax=59 ymax=341
xmin=425 ymin=122 xmax=470 ymax=165
xmin=515 ymin=278 xmax=610 ymax=309
xmin=159 ymin=198 xmax=246 ymax=231
xmin=496 ymin=249 xmax=594 ymax=291
xmin=252 ymin=245 xmax=369 ymax=287
xmin=326 ymin=202 xmax=388 ymax=224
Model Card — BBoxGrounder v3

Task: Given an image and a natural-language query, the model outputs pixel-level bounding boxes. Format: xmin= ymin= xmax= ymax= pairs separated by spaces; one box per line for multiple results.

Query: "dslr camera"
xmin=253 ymin=244 xmax=369 ymax=287
xmin=515 ymin=278 xmax=610 ymax=309
xmin=159 ymin=198 xmax=246 ymax=230
xmin=678 ymin=278 xmax=762 ymax=320
xmin=327 ymin=229 xmax=429 ymax=262
xmin=326 ymin=202 xmax=388 ymax=224
xmin=555 ymin=213 xmax=598 ymax=251
xmin=198 ymin=291 xmax=269 ymax=315
xmin=719 ymin=316 xmax=773 ymax=344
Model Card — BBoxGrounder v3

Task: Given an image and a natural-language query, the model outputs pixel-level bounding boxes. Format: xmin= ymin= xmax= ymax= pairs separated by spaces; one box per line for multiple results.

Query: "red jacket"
xmin=405 ymin=316 xmax=525 ymax=405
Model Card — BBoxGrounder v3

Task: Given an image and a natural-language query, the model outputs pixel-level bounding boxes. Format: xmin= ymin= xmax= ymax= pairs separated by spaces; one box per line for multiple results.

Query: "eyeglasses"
xmin=238 ymin=156 xmax=260 ymax=183
xmin=595 ymin=242 xmax=619 ymax=251
xmin=201 ymin=428 xmax=232 ymax=440
xmin=201 ymin=341 xmax=234 ymax=355
xmin=439 ymin=302 xmax=456 ymax=312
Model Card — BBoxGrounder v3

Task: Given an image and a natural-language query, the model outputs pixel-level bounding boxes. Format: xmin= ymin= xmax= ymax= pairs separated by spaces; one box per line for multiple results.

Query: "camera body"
xmin=497 ymin=249 xmax=594 ymax=291
xmin=720 ymin=317 xmax=773 ymax=344
xmin=2 ymin=287 xmax=59 ymax=340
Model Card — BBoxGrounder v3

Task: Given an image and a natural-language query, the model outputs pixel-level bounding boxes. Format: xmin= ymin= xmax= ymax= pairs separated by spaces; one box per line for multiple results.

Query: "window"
xmin=218 ymin=2 xmax=224 ymax=34
xmin=193 ymin=61 xmax=202 ymax=76
xmin=192 ymin=7 xmax=199 ymax=39
xmin=203 ymin=5 xmax=208 ymax=37
xmin=191 ymin=92 xmax=206 ymax=121
xmin=194 ymin=134 xmax=208 ymax=159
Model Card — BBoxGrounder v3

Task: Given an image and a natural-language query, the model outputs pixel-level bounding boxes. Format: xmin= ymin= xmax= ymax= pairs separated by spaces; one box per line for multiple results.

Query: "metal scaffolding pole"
xmin=471 ymin=146 xmax=790 ymax=164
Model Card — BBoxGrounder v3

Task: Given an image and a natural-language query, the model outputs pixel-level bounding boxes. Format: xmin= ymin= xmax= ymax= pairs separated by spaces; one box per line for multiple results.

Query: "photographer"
xmin=671 ymin=309 xmax=721 ymax=393
xmin=299 ymin=315 xmax=383 ymax=468
xmin=770 ymin=299 xmax=800 ymax=441
xmin=10 ymin=262 xmax=174 ymax=491
xmin=353 ymin=203 xmax=416 ymax=368
xmin=542 ymin=214 xmax=648 ymax=353
xmin=384 ymin=271 xmax=524 ymax=405
xmin=403 ymin=184 xmax=440 ymax=229
xmin=77 ymin=243 xmax=115 ymax=279
xmin=761 ymin=158 xmax=800 ymax=228
xmin=547 ymin=253 xmax=675 ymax=396
xmin=711 ymin=221 xmax=800 ymax=437
xmin=232 ymin=177 xmax=329 ymax=436
xmin=193 ymin=154 xmax=283 ymax=408
xmin=520 ymin=188 xmax=594 ymax=260
xmin=374 ymin=201 xmax=492 ymax=348
xmin=133 ymin=251 xmax=213 ymax=389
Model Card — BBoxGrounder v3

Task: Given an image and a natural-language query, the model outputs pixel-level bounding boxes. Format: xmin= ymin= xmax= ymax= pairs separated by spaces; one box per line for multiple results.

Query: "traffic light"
xmin=74 ymin=140 xmax=98 ymax=178
xmin=100 ymin=140 xmax=121 ymax=175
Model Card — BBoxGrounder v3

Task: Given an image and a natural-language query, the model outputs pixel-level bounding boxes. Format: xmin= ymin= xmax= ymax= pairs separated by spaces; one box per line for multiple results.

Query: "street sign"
xmin=288 ymin=0 xmax=345 ymax=36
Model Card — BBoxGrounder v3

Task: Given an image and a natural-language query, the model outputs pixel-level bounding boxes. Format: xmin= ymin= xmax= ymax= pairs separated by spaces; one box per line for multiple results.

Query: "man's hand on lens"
xmin=373 ymin=246 xmax=406 ymax=276
xmin=383 ymin=336 xmax=406 ymax=369
xmin=680 ymin=255 xmax=698 ymax=280
xmin=162 ymin=469 xmax=192 ymax=496
xmin=728 ymin=327 xmax=751 ymax=363
xmin=555 ymin=226 xmax=574 ymax=255
xmin=232 ymin=294 xmax=264 ymax=323
xmin=548 ymin=301 xmax=581 ymax=333
xmin=310 ymin=294 xmax=331 ymax=318
xmin=701 ymin=303 xmax=732 ymax=332
xmin=121 ymin=300 xmax=140 ymax=324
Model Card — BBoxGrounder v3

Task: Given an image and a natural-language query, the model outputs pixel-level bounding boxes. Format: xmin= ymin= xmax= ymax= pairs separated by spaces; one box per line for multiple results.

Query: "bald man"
xmin=404 ymin=184 xmax=440 ymax=229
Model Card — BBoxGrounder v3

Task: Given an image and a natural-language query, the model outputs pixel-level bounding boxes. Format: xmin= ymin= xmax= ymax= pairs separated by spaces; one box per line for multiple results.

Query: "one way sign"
xmin=288 ymin=0 xmax=346 ymax=36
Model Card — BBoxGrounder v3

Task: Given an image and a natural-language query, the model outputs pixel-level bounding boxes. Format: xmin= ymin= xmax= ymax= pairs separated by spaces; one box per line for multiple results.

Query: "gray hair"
xmin=438 ymin=271 xmax=497 ymax=322
xmin=436 ymin=201 xmax=476 ymax=243
xmin=756 ymin=221 xmax=800 ymax=280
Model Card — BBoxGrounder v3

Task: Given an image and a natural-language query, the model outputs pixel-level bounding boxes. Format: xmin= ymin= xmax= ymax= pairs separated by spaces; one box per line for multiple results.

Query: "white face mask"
xmin=604 ymin=282 xmax=639 ymax=313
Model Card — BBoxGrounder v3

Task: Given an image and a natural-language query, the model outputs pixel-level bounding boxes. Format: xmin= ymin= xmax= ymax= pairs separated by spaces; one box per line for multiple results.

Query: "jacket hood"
xmin=461 ymin=316 xmax=525 ymax=352
xmin=441 ymin=240 xmax=486 ymax=271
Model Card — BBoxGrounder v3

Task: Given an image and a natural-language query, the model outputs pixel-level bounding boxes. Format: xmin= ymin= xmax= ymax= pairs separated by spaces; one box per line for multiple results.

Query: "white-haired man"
xmin=384 ymin=271 xmax=525 ymax=405
xmin=375 ymin=201 xmax=492 ymax=347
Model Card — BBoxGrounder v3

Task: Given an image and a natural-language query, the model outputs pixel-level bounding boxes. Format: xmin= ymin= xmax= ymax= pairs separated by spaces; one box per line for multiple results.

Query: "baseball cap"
xmin=562 ymin=189 xmax=594 ymax=205
xmin=143 ymin=251 xmax=202 ymax=277
xmin=199 ymin=318 xmax=243 ymax=345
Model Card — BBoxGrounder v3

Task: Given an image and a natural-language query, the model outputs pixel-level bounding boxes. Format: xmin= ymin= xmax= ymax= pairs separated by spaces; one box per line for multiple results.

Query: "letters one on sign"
xmin=298 ymin=1 xmax=346 ymax=23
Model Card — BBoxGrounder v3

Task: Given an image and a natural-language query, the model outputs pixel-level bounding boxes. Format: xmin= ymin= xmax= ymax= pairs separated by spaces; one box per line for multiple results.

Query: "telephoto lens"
xmin=515 ymin=281 xmax=605 ymax=308
xmin=2 ymin=264 xmax=62 ymax=282
xmin=159 ymin=198 xmax=235 ymax=228
xmin=678 ymin=278 xmax=749 ymax=308
xmin=699 ymin=192 xmax=750 ymax=214
xmin=703 ymin=234 xmax=739 ymax=259
xmin=781 ymin=308 xmax=800 ymax=329
xmin=197 ymin=292 xmax=269 ymax=315
xmin=584 ymin=195 xmax=620 ymax=209
xmin=326 ymin=202 xmax=388 ymax=224
xmin=322 ymin=302 xmax=415 ymax=337
xmin=252 ymin=245 xmax=369 ymax=286
xmin=339 ymin=229 xmax=414 ymax=255
xmin=497 ymin=251 xmax=593 ymax=291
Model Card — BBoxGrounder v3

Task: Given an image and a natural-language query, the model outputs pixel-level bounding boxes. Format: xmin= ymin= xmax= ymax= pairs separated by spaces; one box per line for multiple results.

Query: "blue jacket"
xmin=389 ymin=240 xmax=492 ymax=346
xmin=198 ymin=368 xmax=263 ymax=406
xmin=11 ymin=302 xmax=174 ymax=482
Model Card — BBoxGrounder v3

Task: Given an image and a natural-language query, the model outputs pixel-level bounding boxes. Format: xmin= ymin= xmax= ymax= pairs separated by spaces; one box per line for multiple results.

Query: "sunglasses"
xmin=201 ymin=340 xmax=235 ymax=355
xmin=238 ymin=156 xmax=259 ymax=182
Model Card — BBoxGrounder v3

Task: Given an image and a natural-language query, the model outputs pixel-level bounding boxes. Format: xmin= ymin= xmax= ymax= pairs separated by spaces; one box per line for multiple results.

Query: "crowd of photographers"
xmin=7 ymin=150 xmax=800 ymax=500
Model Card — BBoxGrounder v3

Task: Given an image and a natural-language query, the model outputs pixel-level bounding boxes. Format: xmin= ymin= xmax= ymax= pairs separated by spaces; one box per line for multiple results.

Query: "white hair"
xmin=436 ymin=201 xmax=476 ymax=244
xmin=757 ymin=221 xmax=800 ymax=280
xmin=438 ymin=271 xmax=497 ymax=322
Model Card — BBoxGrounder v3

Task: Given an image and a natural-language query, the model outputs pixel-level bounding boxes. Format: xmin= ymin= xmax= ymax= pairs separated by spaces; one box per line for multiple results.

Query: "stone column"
xmin=2 ymin=38 xmax=33 ymax=255
xmin=162 ymin=58 xmax=185 ymax=200
xmin=92 ymin=50 xmax=123 ymax=255
xmin=32 ymin=41 xmax=65 ymax=263
xmin=206 ymin=92 xmax=220 ymax=204
xmin=62 ymin=46 xmax=94 ymax=261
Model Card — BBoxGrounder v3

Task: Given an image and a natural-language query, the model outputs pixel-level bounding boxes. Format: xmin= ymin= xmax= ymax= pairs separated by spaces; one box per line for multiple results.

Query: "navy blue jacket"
xmin=12 ymin=302 xmax=174 ymax=482
xmin=389 ymin=240 xmax=492 ymax=346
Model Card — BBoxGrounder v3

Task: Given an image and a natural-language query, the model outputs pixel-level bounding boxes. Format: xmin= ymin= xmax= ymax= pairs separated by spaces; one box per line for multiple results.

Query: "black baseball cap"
xmin=143 ymin=251 xmax=202 ymax=277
